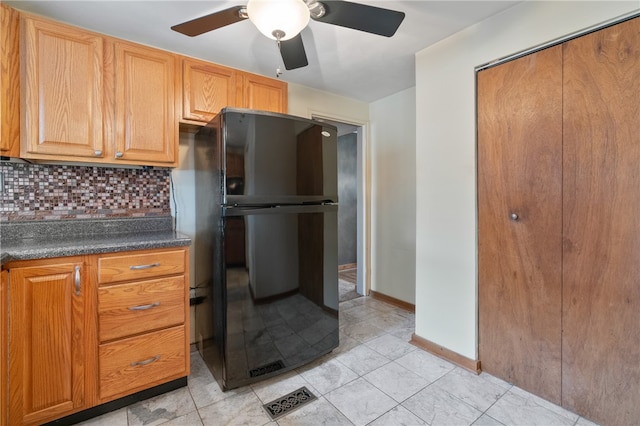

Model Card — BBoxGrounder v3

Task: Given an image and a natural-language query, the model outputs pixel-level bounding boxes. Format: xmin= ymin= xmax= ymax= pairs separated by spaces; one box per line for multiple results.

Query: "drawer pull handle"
xmin=128 ymin=302 xmax=161 ymax=311
xmin=130 ymin=355 xmax=161 ymax=367
xmin=74 ymin=266 xmax=81 ymax=296
xmin=129 ymin=262 xmax=161 ymax=270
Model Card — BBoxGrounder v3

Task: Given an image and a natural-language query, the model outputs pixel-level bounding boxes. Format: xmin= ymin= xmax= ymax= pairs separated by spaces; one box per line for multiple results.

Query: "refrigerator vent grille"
xmin=249 ymin=360 xmax=285 ymax=378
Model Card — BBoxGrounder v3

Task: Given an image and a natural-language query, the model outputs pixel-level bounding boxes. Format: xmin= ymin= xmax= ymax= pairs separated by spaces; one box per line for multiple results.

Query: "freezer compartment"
xmin=221 ymin=108 xmax=338 ymax=205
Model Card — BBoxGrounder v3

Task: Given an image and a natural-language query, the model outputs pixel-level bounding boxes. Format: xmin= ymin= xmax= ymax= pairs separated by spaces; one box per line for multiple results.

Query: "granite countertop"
xmin=0 ymin=217 xmax=191 ymax=267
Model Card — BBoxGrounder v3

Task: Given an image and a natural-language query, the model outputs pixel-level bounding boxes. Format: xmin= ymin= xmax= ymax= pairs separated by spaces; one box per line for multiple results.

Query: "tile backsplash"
xmin=0 ymin=162 xmax=171 ymax=222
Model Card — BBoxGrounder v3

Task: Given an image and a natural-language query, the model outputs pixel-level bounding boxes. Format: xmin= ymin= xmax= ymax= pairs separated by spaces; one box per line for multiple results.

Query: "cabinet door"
xmin=182 ymin=58 xmax=237 ymax=123
xmin=8 ymin=260 xmax=87 ymax=425
xmin=1 ymin=4 xmax=20 ymax=157
xmin=113 ymin=41 xmax=177 ymax=166
xmin=240 ymin=72 xmax=288 ymax=113
xmin=477 ymin=46 xmax=563 ymax=404
xmin=1 ymin=270 xmax=7 ymax=426
xmin=562 ymin=17 xmax=640 ymax=425
xmin=20 ymin=16 xmax=105 ymax=160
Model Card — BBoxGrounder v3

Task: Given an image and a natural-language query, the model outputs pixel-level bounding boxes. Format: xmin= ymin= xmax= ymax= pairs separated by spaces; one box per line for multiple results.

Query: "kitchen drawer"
xmin=98 ymin=276 xmax=185 ymax=342
xmin=99 ymin=325 xmax=187 ymax=400
xmin=98 ymin=249 xmax=185 ymax=284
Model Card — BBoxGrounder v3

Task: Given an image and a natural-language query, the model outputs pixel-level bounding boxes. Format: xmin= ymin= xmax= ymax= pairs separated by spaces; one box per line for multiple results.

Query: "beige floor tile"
xmin=198 ymin=389 xmax=272 ymax=426
xmin=296 ymin=357 xmax=359 ymax=395
xmin=395 ymin=348 xmax=455 ymax=383
xmin=275 ymin=396 xmax=352 ymax=426
xmin=368 ymin=405 xmax=427 ymax=426
xmin=128 ymin=387 xmax=196 ymax=426
xmin=429 ymin=367 xmax=511 ymax=411
xmin=363 ymin=361 xmax=429 ymax=403
xmin=403 ymin=385 xmax=483 ymax=425
xmin=334 ymin=344 xmax=390 ymax=376
xmin=365 ymin=333 xmax=417 ymax=360
xmin=485 ymin=389 xmax=577 ymax=426
xmin=325 ymin=377 xmax=397 ymax=426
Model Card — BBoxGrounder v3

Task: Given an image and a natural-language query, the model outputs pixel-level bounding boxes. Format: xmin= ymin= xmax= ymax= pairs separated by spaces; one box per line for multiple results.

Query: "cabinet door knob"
xmin=94 ymin=150 xmax=102 ymax=156
xmin=115 ymin=151 xmax=123 ymax=158
xmin=510 ymin=213 xmax=519 ymax=221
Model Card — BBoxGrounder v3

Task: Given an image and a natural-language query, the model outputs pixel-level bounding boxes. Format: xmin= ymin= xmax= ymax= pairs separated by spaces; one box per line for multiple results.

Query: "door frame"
xmin=311 ymin=111 xmax=370 ymax=296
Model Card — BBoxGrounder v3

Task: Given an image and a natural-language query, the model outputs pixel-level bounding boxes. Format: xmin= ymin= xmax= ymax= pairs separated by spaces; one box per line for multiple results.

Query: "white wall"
xmin=370 ymin=88 xmax=416 ymax=303
xmin=415 ymin=1 xmax=639 ymax=360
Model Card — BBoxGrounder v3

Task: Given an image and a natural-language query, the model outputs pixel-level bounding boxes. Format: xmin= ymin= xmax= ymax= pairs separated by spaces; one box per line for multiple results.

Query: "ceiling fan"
xmin=171 ymin=0 xmax=405 ymax=71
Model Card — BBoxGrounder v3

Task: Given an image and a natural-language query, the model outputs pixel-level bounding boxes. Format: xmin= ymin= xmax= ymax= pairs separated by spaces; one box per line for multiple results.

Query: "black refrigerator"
xmin=193 ymin=108 xmax=339 ymax=390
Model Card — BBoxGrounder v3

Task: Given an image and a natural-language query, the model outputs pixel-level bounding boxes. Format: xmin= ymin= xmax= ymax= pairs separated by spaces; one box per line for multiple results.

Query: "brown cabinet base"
xmin=42 ymin=377 xmax=187 ymax=426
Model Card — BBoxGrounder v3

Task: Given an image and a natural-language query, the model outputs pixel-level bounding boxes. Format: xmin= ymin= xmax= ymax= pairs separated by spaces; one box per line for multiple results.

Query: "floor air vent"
xmin=263 ymin=386 xmax=317 ymax=420
xmin=249 ymin=360 xmax=285 ymax=378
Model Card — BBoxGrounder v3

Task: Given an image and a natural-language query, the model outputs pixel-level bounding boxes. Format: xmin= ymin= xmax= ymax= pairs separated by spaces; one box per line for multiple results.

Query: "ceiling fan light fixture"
xmin=246 ymin=0 xmax=310 ymax=41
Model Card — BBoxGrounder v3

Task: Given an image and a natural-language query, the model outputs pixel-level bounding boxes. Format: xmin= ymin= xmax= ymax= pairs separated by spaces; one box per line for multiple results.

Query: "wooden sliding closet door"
xmin=477 ymin=46 xmax=563 ymax=404
xmin=562 ymin=17 xmax=640 ymax=425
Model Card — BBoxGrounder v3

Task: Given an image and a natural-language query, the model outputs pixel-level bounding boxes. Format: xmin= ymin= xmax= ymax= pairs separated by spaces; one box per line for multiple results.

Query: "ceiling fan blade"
xmin=171 ymin=6 xmax=247 ymax=37
xmin=279 ymin=34 xmax=308 ymax=70
xmin=313 ymin=1 xmax=405 ymax=37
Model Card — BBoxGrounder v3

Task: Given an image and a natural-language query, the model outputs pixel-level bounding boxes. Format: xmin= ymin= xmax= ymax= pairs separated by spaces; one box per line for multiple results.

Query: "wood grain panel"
xmin=561 ymin=17 xmax=640 ymax=425
xmin=97 ymin=249 xmax=185 ymax=284
xmin=20 ymin=16 xmax=104 ymax=159
xmin=8 ymin=261 xmax=86 ymax=425
xmin=114 ymin=41 xmax=176 ymax=165
xmin=1 ymin=4 xmax=20 ymax=157
xmin=98 ymin=276 xmax=185 ymax=342
xmin=477 ymin=45 xmax=563 ymax=404
xmin=240 ymin=72 xmax=288 ymax=113
xmin=1 ymin=270 xmax=7 ymax=426
xmin=98 ymin=325 xmax=187 ymax=401
xmin=182 ymin=58 xmax=237 ymax=123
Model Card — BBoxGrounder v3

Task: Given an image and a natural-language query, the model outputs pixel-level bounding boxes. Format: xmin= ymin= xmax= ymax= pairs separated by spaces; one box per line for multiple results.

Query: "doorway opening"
xmin=312 ymin=115 xmax=367 ymax=302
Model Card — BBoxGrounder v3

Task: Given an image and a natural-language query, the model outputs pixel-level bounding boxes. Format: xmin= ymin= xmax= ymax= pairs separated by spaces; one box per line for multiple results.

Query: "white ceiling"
xmin=5 ymin=0 xmax=522 ymax=103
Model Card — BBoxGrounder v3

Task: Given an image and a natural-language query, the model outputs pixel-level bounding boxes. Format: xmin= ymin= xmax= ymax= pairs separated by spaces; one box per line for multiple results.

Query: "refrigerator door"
xmin=221 ymin=108 xmax=338 ymax=206
xmin=220 ymin=204 xmax=339 ymax=390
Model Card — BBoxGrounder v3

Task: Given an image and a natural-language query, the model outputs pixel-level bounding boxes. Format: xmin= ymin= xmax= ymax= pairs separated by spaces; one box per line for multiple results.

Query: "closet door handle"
xmin=510 ymin=213 xmax=519 ymax=221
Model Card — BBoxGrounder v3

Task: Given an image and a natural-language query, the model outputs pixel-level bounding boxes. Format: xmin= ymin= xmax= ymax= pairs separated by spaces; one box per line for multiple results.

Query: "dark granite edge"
xmin=1 ymin=233 xmax=191 ymax=266
xmin=0 ymin=216 xmax=174 ymax=241
xmin=0 ymin=216 xmax=191 ymax=267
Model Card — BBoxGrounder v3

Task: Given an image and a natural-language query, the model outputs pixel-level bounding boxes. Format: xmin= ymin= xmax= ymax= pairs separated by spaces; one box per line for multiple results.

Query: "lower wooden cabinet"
xmin=96 ymin=248 xmax=189 ymax=403
xmin=1 ymin=270 xmax=8 ymax=426
xmin=99 ymin=325 xmax=187 ymax=400
xmin=7 ymin=258 xmax=89 ymax=426
xmin=4 ymin=247 xmax=190 ymax=425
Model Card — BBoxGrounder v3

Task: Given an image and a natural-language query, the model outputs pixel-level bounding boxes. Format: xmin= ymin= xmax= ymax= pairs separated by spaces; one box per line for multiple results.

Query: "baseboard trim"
xmin=369 ymin=290 xmax=415 ymax=313
xmin=338 ymin=263 xmax=357 ymax=271
xmin=410 ymin=333 xmax=481 ymax=374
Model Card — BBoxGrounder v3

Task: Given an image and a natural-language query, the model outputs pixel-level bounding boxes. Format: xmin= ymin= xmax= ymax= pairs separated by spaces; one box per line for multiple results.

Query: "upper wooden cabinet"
xmin=179 ymin=58 xmax=288 ymax=126
xmin=18 ymin=14 xmax=178 ymax=167
xmin=240 ymin=72 xmax=288 ymax=113
xmin=3 ymin=6 xmax=288 ymax=163
xmin=0 ymin=4 xmax=20 ymax=157
xmin=181 ymin=58 xmax=238 ymax=124
xmin=112 ymin=41 xmax=177 ymax=166
xmin=20 ymin=15 xmax=105 ymax=161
